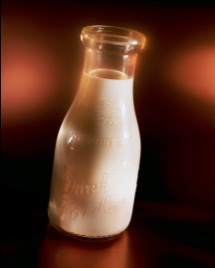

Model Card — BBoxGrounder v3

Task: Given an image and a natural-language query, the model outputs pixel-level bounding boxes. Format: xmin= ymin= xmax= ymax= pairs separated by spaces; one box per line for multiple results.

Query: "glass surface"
xmin=81 ymin=25 xmax=146 ymax=54
xmin=48 ymin=25 xmax=146 ymax=241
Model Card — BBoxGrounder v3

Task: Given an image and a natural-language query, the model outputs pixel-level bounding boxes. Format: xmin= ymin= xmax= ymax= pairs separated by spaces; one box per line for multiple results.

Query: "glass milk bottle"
xmin=48 ymin=25 xmax=146 ymax=241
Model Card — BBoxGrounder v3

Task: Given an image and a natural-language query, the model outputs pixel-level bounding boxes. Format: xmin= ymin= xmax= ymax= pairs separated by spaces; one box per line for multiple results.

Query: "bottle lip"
xmin=81 ymin=25 xmax=146 ymax=54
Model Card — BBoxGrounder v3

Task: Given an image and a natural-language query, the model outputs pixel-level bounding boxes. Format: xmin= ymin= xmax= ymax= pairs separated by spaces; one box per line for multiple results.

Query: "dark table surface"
xmin=1 ymin=190 xmax=215 ymax=268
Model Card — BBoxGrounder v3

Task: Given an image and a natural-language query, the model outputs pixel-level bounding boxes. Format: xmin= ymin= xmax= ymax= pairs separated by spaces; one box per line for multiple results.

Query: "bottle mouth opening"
xmin=81 ymin=25 xmax=146 ymax=54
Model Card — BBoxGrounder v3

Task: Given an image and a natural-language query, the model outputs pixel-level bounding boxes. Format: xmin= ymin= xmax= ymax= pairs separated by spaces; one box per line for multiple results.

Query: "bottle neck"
xmin=83 ymin=48 xmax=138 ymax=79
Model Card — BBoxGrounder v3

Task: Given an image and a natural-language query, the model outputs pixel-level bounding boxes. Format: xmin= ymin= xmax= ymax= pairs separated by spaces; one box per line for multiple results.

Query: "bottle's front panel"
xmin=48 ymin=71 xmax=141 ymax=238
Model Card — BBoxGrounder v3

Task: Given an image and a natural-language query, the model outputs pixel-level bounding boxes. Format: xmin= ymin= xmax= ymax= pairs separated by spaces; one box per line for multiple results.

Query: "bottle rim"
xmin=81 ymin=25 xmax=146 ymax=54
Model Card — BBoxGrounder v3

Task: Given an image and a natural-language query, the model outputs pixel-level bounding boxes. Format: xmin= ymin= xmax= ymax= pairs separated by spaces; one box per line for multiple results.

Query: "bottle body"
xmin=48 ymin=69 xmax=141 ymax=239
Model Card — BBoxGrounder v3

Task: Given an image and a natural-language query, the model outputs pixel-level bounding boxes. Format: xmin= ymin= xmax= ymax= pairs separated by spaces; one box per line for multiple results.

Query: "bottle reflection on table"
xmin=38 ymin=224 xmax=129 ymax=268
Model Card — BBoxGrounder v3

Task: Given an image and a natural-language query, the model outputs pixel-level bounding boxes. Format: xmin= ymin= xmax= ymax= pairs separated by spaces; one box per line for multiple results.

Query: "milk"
xmin=48 ymin=69 xmax=141 ymax=239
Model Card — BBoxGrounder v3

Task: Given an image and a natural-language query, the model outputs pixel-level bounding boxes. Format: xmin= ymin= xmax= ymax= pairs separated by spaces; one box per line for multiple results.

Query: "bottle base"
xmin=50 ymin=221 xmax=123 ymax=242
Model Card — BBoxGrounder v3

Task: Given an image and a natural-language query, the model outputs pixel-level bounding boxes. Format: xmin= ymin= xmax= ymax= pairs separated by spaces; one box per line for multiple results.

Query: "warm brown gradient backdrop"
xmin=2 ymin=1 xmax=215 ymax=212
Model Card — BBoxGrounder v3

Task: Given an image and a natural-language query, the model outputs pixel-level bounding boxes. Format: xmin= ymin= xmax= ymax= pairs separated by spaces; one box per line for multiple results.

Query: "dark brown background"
xmin=2 ymin=0 xmax=215 ymax=251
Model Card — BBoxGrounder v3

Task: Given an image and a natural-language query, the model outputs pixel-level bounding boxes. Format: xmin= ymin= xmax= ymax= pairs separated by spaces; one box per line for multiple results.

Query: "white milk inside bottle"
xmin=48 ymin=68 xmax=141 ymax=239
